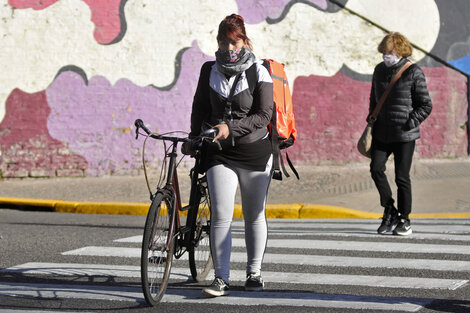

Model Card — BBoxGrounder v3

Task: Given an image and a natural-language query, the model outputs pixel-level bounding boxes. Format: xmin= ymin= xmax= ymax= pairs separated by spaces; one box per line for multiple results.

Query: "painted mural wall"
xmin=0 ymin=0 xmax=468 ymax=178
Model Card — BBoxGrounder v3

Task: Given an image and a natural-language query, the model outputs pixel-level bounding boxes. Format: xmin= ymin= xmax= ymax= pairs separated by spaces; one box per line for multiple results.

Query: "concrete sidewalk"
xmin=1 ymin=158 xmax=470 ymax=219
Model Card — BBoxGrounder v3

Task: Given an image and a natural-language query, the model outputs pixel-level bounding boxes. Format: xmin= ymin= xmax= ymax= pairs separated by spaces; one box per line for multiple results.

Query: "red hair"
xmin=217 ymin=14 xmax=252 ymax=50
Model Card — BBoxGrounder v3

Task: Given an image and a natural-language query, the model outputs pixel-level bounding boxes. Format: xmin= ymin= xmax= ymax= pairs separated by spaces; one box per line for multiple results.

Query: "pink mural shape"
xmin=8 ymin=0 xmax=59 ymax=10
xmin=0 ymin=88 xmax=87 ymax=178
xmin=83 ymin=0 xmax=124 ymax=45
xmin=418 ymin=67 xmax=468 ymax=158
xmin=290 ymin=66 xmax=468 ymax=164
xmin=236 ymin=0 xmax=328 ymax=24
xmin=46 ymin=41 xmax=214 ymax=176
xmin=290 ymin=70 xmax=371 ymax=164
xmin=9 ymin=0 xmax=125 ymax=45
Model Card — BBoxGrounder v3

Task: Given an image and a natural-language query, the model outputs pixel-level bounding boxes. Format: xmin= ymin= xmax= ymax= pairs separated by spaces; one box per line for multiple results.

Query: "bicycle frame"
xmin=155 ymin=141 xmax=183 ymax=254
xmin=149 ymin=136 xmax=205 ymax=259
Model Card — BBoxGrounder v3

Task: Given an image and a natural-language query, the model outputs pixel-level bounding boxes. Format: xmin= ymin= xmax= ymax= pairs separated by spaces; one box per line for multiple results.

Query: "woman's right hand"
xmin=181 ymin=141 xmax=196 ymax=156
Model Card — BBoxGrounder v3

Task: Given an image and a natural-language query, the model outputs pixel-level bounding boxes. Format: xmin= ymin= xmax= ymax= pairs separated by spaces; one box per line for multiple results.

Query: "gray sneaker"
xmin=202 ymin=277 xmax=229 ymax=297
xmin=393 ymin=218 xmax=412 ymax=236
xmin=245 ymin=273 xmax=264 ymax=291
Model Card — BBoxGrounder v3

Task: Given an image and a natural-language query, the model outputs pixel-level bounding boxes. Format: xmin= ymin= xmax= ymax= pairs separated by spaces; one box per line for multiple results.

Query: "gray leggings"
xmin=207 ymin=156 xmax=272 ymax=283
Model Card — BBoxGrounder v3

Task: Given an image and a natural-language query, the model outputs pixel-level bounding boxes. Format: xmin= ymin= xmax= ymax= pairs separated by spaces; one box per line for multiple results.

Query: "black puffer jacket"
xmin=369 ymin=58 xmax=432 ymax=143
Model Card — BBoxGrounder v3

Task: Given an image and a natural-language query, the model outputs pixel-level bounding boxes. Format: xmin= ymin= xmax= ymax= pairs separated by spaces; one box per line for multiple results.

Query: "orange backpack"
xmin=247 ymin=59 xmax=299 ymax=180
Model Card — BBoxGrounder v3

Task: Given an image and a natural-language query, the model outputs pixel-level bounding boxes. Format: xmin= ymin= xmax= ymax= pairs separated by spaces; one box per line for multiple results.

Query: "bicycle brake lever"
xmin=214 ymin=140 xmax=222 ymax=151
xmin=135 ymin=127 xmax=139 ymax=139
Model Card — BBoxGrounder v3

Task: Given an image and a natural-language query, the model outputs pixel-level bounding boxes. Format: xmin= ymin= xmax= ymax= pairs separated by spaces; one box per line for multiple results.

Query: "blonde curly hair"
xmin=378 ymin=32 xmax=412 ymax=57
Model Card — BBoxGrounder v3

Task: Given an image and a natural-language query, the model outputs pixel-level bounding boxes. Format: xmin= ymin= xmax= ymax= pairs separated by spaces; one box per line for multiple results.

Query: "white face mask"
xmin=383 ymin=54 xmax=400 ymax=67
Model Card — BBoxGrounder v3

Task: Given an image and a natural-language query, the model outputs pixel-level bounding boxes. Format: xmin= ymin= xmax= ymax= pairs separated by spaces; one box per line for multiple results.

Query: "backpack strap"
xmin=245 ymin=62 xmax=258 ymax=94
xmin=201 ymin=61 xmax=215 ymax=98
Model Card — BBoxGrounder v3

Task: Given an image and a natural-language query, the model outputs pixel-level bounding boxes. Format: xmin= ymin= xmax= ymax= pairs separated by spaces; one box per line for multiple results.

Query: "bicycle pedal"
xmin=181 ymin=204 xmax=191 ymax=211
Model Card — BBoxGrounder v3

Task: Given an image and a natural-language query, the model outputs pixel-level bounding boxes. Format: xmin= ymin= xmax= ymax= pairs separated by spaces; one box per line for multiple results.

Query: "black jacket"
xmin=190 ymin=61 xmax=273 ymax=144
xmin=369 ymin=58 xmax=432 ymax=143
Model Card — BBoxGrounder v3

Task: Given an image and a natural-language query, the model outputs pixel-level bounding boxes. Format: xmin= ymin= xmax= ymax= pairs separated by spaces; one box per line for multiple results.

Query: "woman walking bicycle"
xmin=185 ymin=14 xmax=274 ymax=297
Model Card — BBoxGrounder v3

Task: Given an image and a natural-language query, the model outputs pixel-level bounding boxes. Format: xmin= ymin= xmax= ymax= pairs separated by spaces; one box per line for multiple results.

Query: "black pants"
xmin=370 ymin=139 xmax=416 ymax=218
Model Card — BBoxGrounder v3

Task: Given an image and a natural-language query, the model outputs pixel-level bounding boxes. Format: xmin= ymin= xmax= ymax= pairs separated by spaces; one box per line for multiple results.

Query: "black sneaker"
xmin=202 ymin=277 xmax=229 ymax=297
xmin=377 ymin=206 xmax=399 ymax=234
xmin=393 ymin=218 xmax=412 ymax=236
xmin=245 ymin=273 xmax=264 ymax=291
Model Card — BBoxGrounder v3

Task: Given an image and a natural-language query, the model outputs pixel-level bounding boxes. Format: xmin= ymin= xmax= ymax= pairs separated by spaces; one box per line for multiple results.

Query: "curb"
xmin=2 ymin=197 xmax=470 ymax=219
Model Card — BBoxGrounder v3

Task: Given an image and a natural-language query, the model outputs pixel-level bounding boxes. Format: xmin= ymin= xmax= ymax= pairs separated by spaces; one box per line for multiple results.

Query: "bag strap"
xmin=369 ymin=61 xmax=412 ymax=122
xmin=224 ymin=72 xmax=243 ymax=146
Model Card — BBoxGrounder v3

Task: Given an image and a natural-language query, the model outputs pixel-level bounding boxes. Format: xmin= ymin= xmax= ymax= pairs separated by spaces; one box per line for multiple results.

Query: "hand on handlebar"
xmin=181 ymin=141 xmax=197 ymax=156
xmin=213 ymin=124 xmax=229 ymax=142
xmin=181 ymin=126 xmax=223 ymax=156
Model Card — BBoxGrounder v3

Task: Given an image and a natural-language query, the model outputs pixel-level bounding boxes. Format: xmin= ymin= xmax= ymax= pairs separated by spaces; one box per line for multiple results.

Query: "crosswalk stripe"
xmin=3 ymin=263 xmax=467 ymax=290
xmin=251 ymin=222 xmax=470 ymax=233
xmin=115 ymin=230 xmax=470 ymax=241
xmin=79 ymin=235 xmax=470 ymax=255
xmin=0 ymin=282 xmax=432 ymax=311
xmin=230 ymin=220 xmax=470 ymax=234
xmin=261 ymin=218 xmax=470 ymax=225
xmin=261 ymin=239 xmax=470 ymax=254
xmin=60 ymin=247 xmax=470 ymax=272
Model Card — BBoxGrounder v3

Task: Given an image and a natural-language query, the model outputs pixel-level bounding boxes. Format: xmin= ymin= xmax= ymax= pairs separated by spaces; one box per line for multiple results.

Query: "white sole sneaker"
xmin=202 ymin=288 xmax=229 ymax=297
xmin=393 ymin=228 xmax=412 ymax=236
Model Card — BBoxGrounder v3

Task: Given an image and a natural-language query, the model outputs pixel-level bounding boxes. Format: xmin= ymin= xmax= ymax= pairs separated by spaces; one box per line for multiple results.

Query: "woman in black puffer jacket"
xmin=369 ymin=32 xmax=432 ymax=236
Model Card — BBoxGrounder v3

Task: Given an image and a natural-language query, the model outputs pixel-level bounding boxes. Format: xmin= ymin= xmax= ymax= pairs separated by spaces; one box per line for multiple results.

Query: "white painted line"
xmin=265 ymin=223 xmax=470 ymax=233
xmin=266 ymin=230 xmax=470 ymax=241
xmin=263 ymin=218 xmax=470 ymax=225
xmin=232 ymin=220 xmax=470 ymax=233
xmin=260 ymin=239 xmax=470 ymax=255
xmin=2 ymin=263 xmax=142 ymax=278
xmin=0 ymin=282 xmax=142 ymax=302
xmin=4 ymin=263 xmax=467 ymax=290
xmin=112 ymin=235 xmax=470 ymax=255
xmin=62 ymin=246 xmax=141 ymax=258
xmin=115 ymin=231 xmax=470 ymax=242
xmin=162 ymin=288 xmax=430 ymax=312
xmin=60 ymin=247 xmax=470 ymax=272
xmin=0 ymin=282 xmax=431 ymax=311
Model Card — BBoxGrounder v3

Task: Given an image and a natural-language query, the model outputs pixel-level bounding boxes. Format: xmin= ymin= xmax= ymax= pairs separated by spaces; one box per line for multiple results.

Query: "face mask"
xmin=216 ymin=47 xmax=246 ymax=63
xmin=383 ymin=54 xmax=400 ymax=67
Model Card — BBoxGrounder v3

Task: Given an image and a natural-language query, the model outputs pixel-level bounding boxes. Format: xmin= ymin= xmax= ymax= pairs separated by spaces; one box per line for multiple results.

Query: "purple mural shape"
xmin=237 ymin=0 xmax=327 ymax=24
xmin=46 ymin=41 xmax=214 ymax=176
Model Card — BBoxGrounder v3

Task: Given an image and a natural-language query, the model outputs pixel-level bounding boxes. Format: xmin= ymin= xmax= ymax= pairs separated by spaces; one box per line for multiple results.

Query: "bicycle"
xmin=134 ymin=118 xmax=218 ymax=306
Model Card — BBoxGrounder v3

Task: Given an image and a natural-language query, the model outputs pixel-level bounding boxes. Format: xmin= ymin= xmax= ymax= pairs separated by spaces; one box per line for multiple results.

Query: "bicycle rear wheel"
xmin=188 ymin=175 xmax=212 ymax=281
xmin=141 ymin=192 xmax=174 ymax=306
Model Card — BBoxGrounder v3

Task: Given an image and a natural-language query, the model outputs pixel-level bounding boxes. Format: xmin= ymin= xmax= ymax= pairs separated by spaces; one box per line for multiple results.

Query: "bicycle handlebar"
xmin=134 ymin=119 xmax=221 ymax=150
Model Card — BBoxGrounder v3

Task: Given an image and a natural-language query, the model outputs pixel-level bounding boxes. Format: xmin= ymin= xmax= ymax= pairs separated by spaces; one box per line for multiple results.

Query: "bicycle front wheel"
xmin=141 ymin=192 xmax=174 ymax=306
xmin=188 ymin=176 xmax=212 ymax=281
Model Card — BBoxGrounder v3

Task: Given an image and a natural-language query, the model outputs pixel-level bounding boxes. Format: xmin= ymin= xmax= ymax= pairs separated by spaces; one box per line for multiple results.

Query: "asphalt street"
xmin=1 ymin=210 xmax=469 ymax=312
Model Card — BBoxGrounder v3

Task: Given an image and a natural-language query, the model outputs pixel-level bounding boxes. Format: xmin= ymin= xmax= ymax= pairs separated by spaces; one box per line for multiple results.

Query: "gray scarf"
xmin=215 ymin=48 xmax=256 ymax=76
